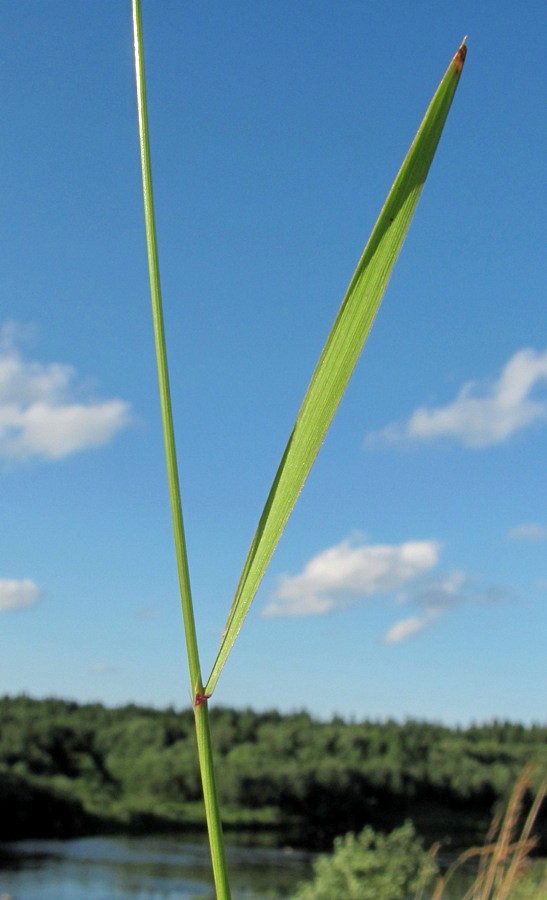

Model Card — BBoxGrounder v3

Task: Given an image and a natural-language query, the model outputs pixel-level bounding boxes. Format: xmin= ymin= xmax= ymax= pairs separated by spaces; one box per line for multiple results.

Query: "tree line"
xmin=0 ymin=695 xmax=545 ymax=848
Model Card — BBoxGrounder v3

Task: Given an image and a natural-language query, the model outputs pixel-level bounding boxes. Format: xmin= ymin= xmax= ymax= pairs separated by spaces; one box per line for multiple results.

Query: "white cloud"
xmin=0 ymin=324 xmax=131 ymax=461
xmin=264 ymin=539 xmax=503 ymax=644
xmin=366 ymin=348 xmax=547 ymax=449
xmin=384 ymin=571 xmax=466 ymax=643
xmin=262 ymin=538 xmax=440 ymax=617
xmin=383 ymin=613 xmax=437 ymax=643
xmin=384 ymin=571 xmax=504 ymax=644
xmin=0 ymin=579 xmax=40 ymax=612
xmin=508 ymin=523 xmax=547 ymax=541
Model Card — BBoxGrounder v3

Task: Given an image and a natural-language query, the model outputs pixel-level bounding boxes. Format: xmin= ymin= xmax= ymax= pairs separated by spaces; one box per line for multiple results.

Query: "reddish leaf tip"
xmin=453 ymin=37 xmax=468 ymax=73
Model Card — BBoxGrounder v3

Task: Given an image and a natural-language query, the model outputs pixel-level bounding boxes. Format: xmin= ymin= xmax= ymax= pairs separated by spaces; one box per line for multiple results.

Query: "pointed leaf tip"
xmin=453 ymin=38 xmax=468 ymax=73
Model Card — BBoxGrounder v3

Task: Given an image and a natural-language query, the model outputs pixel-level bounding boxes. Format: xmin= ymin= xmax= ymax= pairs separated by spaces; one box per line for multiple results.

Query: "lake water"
xmin=0 ymin=834 xmax=313 ymax=899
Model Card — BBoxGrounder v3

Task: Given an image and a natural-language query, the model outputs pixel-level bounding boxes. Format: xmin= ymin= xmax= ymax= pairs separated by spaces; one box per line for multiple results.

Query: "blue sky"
xmin=1 ymin=1 xmax=545 ymax=724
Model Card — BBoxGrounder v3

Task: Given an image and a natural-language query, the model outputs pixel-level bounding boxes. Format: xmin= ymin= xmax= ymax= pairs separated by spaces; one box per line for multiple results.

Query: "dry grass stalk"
xmin=429 ymin=766 xmax=546 ymax=900
xmin=414 ymin=841 xmax=442 ymax=900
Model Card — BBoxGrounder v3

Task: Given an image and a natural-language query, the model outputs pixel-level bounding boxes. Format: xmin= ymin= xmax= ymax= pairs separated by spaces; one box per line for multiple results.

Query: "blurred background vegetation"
xmin=1 ymin=694 xmax=545 ymax=854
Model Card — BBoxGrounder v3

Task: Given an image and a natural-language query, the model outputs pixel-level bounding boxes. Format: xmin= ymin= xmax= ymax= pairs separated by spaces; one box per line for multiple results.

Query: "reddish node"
xmin=194 ymin=693 xmax=211 ymax=707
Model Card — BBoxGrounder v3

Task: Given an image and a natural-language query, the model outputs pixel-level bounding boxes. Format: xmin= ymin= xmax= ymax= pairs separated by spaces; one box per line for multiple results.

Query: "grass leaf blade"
xmin=206 ymin=39 xmax=467 ymax=696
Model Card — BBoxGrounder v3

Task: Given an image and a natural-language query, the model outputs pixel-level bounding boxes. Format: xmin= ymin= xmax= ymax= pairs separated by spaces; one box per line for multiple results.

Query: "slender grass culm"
xmin=131 ymin=3 xmax=230 ymax=897
xmin=131 ymin=2 xmax=467 ymax=895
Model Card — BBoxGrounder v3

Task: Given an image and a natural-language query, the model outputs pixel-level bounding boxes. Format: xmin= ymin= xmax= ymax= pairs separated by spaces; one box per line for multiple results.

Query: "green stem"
xmin=131 ymin=2 xmax=230 ymax=897
xmin=195 ymin=700 xmax=232 ymax=898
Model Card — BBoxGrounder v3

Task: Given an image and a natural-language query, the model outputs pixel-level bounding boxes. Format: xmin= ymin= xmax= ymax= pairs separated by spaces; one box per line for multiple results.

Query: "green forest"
xmin=1 ymin=695 xmax=545 ymax=853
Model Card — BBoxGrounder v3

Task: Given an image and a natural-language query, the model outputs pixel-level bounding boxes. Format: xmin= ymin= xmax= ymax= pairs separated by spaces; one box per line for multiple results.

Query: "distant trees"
xmin=0 ymin=770 xmax=95 ymax=840
xmin=0 ymin=695 xmax=545 ymax=845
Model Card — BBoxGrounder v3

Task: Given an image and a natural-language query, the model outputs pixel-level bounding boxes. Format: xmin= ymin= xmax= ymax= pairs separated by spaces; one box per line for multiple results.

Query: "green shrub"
xmin=294 ymin=820 xmax=437 ymax=900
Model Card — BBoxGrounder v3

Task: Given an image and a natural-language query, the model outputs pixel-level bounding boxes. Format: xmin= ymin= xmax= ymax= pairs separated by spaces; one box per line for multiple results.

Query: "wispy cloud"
xmin=383 ymin=571 xmax=502 ymax=643
xmin=366 ymin=348 xmax=547 ymax=449
xmin=0 ymin=323 xmax=131 ymax=461
xmin=0 ymin=578 xmax=40 ymax=612
xmin=383 ymin=614 xmax=436 ymax=644
xmin=263 ymin=539 xmax=503 ymax=643
xmin=262 ymin=538 xmax=440 ymax=617
xmin=507 ymin=523 xmax=547 ymax=541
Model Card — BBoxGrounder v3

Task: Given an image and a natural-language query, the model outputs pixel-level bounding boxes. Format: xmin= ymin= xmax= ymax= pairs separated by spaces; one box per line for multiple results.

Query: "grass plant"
xmin=131 ymin=2 xmax=467 ymax=894
xmin=430 ymin=766 xmax=546 ymax=900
